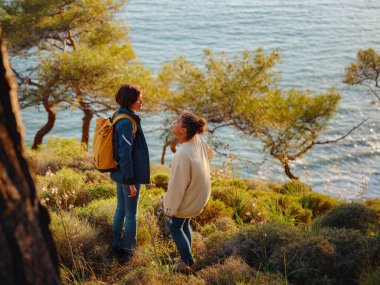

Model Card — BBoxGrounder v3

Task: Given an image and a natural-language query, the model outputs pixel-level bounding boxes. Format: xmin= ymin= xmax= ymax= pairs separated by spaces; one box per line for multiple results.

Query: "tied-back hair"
xmin=181 ymin=111 xmax=207 ymax=140
xmin=115 ymin=84 xmax=141 ymax=109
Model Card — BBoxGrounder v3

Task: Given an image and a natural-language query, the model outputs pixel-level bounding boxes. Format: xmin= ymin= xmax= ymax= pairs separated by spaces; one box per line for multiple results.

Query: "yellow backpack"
xmin=93 ymin=111 xmax=137 ymax=172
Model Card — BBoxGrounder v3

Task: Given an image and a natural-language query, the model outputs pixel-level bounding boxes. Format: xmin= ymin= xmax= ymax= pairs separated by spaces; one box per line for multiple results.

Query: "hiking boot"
xmin=173 ymin=261 xmax=194 ymax=275
xmin=111 ymin=247 xmax=132 ymax=264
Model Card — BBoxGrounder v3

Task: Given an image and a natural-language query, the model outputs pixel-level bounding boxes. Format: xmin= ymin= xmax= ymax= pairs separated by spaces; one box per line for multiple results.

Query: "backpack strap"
xmin=111 ymin=112 xmax=137 ymax=138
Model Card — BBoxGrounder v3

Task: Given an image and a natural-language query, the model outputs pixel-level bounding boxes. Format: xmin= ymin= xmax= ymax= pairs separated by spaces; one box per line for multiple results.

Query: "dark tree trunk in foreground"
xmin=0 ymin=31 xmax=60 ymax=285
xmin=32 ymin=97 xmax=56 ymax=149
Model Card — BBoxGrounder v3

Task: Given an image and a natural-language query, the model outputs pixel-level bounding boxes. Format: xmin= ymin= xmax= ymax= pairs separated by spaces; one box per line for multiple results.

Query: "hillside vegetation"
xmin=28 ymin=137 xmax=380 ymax=285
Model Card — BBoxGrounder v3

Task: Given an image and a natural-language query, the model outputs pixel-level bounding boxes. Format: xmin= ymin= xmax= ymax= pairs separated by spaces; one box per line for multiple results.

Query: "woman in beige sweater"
xmin=163 ymin=111 xmax=213 ymax=273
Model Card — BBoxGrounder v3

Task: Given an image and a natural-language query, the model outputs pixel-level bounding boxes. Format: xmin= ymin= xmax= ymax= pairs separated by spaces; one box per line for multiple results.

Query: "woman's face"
xmin=130 ymin=94 xmax=143 ymax=111
xmin=171 ymin=116 xmax=186 ymax=137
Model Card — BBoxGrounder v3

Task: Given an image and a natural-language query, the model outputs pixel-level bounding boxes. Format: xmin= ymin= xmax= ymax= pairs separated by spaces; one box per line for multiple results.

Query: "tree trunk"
xmin=0 ymin=31 xmax=60 ymax=285
xmin=161 ymin=139 xmax=177 ymax=165
xmin=80 ymin=103 xmax=93 ymax=147
xmin=282 ymin=159 xmax=299 ymax=180
xmin=73 ymin=84 xmax=93 ymax=148
xmin=31 ymin=98 xmax=56 ymax=149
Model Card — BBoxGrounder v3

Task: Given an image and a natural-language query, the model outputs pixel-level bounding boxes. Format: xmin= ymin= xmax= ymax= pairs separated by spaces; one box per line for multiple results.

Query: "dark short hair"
xmin=181 ymin=111 xmax=207 ymax=139
xmin=115 ymin=84 xmax=141 ymax=108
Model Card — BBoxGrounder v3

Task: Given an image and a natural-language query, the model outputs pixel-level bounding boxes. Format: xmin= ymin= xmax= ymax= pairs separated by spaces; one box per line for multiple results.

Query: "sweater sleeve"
xmin=205 ymin=141 xmax=213 ymax=162
xmin=116 ymin=120 xmax=135 ymax=184
xmin=163 ymin=153 xmax=191 ymax=217
xmin=200 ymin=136 xmax=213 ymax=162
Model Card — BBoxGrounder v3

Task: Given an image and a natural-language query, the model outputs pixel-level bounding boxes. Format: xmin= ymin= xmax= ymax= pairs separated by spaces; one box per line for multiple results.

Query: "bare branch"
xmin=208 ymin=122 xmax=235 ymax=134
xmin=361 ymin=83 xmax=380 ymax=101
xmin=316 ymin=120 xmax=367 ymax=145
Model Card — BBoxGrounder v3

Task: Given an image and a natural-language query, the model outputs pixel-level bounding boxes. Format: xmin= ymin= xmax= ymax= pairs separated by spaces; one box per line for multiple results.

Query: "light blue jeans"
xmin=112 ymin=183 xmax=141 ymax=253
xmin=167 ymin=217 xmax=194 ymax=266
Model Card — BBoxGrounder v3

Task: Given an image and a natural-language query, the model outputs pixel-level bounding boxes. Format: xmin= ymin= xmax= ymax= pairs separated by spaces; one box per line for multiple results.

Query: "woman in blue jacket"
xmin=110 ymin=84 xmax=150 ymax=262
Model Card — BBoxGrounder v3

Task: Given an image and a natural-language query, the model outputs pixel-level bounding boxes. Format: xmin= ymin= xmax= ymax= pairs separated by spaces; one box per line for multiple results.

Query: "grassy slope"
xmin=29 ymin=138 xmax=380 ymax=285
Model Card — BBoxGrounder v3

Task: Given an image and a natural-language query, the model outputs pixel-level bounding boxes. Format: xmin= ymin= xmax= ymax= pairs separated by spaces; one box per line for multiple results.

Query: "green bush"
xmin=50 ymin=211 xmax=99 ymax=268
xmin=27 ymin=137 xmax=93 ymax=174
xmin=198 ymin=256 xmax=254 ymax=285
xmin=223 ymin=223 xmax=302 ymax=271
xmin=241 ymin=178 xmax=282 ymax=192
xmin=320 ymin=228 xmax=380 ymax=284
xmin=37 ymin=167 xmax=87 ymax=210
xmin=201 ymin=217 xmax=238 ymax=237
xmin=239 ymin=199 xmax=269 ymax=224
xmin=365 ymin=198 xmax=380 ymax=216
xmin=278 ymin=179 xmax=312 ymax=195
xmin=74 ymin=182 xmax=116 ymax=207
xmin=267 ymin=195 xmax=309 ymax=225
xmin=211 ymin=178 xmax=248 ymax=190
xmin=74 ymin=198 xmax=115 ymax=241
xmin=300 ymin=192 xmax=340 ymax=218
xmin=193 ymin=199 xmax=234 ymax=228
xmin=211 ymin=181 xmax=270 ymax=224
xmin=269 ymin=236 xmax=336 ymax=285
xmin=150 ymin=173 xmax=169 ymax=189
xmin=314 ymin=203 xmax=379 ymax=233
xmin=139 ymin=186 xmax=165 ymax=212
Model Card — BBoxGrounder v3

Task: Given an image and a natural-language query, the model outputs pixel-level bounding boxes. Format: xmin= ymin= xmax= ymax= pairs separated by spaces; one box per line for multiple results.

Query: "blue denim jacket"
xmin=110 ymin=107 xmax=150 ymax=185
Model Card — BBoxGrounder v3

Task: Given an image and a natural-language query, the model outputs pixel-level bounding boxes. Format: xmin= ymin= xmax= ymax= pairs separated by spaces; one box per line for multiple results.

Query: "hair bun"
xmin=197 ymin=118 xmax=207 ymax=134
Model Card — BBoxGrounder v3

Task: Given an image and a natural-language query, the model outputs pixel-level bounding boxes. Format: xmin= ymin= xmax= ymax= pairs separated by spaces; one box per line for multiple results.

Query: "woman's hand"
xmin=128 ymin=184 xmax=137 ymax=198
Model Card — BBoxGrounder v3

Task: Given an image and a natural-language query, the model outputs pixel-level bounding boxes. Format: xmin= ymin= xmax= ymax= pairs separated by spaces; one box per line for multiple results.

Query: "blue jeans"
xmin=112 ymin=183 xmax=141 ymax=253
xmin=167 ymin=217 xmax=194 ymax=266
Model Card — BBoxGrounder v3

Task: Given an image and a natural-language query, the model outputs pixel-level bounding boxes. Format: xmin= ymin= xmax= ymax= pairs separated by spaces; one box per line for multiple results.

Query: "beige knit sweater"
xmin=163 ymin=134 xmax=213 ymax=218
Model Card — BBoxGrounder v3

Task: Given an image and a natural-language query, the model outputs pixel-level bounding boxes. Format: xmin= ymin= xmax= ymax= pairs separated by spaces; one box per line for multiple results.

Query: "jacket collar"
xmin=118 ymin=107 xmax=141 ymax=122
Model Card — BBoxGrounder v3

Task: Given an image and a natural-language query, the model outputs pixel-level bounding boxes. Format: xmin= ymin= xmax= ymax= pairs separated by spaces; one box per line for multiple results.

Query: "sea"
xmin=21 ymin=0 xmax=380 ymax=199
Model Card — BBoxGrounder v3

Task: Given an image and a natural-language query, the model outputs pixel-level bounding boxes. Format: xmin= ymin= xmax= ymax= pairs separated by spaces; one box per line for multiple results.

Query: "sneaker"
xmin=173 ymin=261 xmax=194 ymax=275
xmin=172 ymin=256 xmax=181 ymax=264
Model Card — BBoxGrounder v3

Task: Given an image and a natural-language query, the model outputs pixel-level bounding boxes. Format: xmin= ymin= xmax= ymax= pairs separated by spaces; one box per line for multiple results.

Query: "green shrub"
xmin=239 ymin=199 xmax=270 ymax=224
xmin=300 ymin=192 xmax=340 ymax=218
xmin=200 ymin=217 xmax=237 ymax=237
xmin=74 ymin=198 xmax=115 ymax=242
xmin=314 ymin=203 xmax=379 ymax=233
xmin=269 ymin=236 xmax=336 ymax=285
xmin=27 ymin=137 xmax=93 ymax=174
xmin=201 ymin=230 xmax=238 ymax=267
xmin=267 ymin=195 xmax=308 ymax=225
xmin=193 ymin=199 xmax=234 ymax=228
xmin=211 ymin=182 xmax=269 ymax=224
xmin=50 ymin=211 xmax=99 ymax=268
xmin=241 ymin=178 xmax=282 ymax=193
xmin=365 ymin=199 xmax=380 ymax=216
xmin=213 ymin=217 xmax=238 ymax=233
xmin=136 ymin=210 xmax=163 ymax=248
xmin=223 ymin=223 xmax=302 ymax=271
xmin=139 ymin=186 xmax=165 ymax=212
xmin=150 ymin=173 xmax=169 ymax=189
xmin=211 ymin=178 xmax=248 ymax=190
xmin=320 ymin=228 xmax=380 ymax=284
xmin=278 ymin=179 xmax=312 ymax=195
xmin=74 ymin=182 xmax=115 ymax=207
xmin=198 ymin=256 xmax=255 ymax=285
xmin=38 ymin=167 xmax=87 ymax=210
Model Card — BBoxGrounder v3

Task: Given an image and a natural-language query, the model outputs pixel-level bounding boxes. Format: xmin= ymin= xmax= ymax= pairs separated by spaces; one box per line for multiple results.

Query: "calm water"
xmin=21 ymin=0 xmax=380 ymax=199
